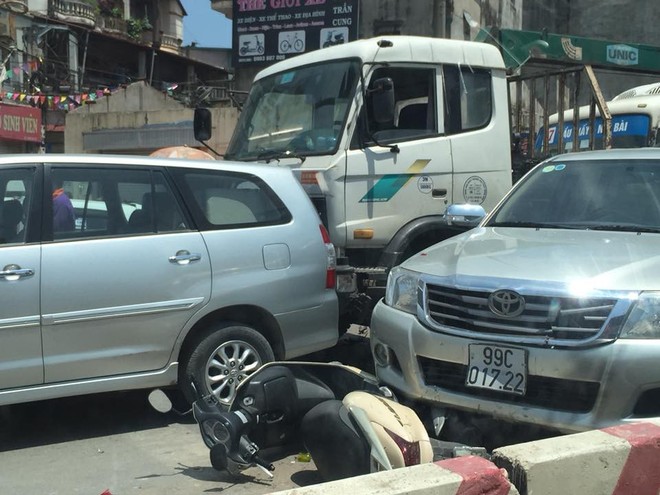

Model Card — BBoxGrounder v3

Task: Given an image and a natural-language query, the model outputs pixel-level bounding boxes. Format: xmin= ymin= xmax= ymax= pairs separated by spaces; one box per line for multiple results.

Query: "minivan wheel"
xmin=181 ymin=323 xmax=275 ymax=407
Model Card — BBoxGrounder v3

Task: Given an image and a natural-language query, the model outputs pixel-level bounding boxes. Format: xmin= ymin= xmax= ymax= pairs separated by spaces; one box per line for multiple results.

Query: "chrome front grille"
xmin=423 ymin=283 xmax=621 ymax=344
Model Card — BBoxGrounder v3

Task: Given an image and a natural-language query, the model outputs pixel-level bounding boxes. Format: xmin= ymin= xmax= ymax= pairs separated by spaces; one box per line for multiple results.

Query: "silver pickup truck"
xmin=371 ymin=148 xmax=660 ymax=434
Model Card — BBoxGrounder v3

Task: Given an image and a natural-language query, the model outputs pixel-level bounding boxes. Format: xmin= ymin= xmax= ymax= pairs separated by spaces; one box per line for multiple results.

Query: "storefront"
xmin=0 ymin=103 xmax=43 ymax=153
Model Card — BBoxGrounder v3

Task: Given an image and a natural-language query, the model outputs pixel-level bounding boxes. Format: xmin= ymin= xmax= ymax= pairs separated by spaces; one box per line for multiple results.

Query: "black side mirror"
xmin=369 ymin=77 xmax=395 ymax=124
xmin=194 ymin=107 xmax=213 ymax=142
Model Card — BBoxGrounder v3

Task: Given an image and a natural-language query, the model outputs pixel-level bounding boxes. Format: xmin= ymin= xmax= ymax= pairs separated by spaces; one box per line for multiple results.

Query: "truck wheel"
xmin=180 ymin=323 xmax=275 ymax=407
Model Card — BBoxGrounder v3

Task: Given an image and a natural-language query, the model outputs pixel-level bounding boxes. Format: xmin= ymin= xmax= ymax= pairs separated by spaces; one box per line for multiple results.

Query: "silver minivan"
xmin=371 ymin=148 xmax=660 ymax=434
xmin=0 ymin=154 xmax=338 ymax=407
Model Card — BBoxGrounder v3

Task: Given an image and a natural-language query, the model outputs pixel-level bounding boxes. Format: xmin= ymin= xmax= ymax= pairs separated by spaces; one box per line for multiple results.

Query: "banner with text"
xmin=233 ymin=0 xmax=359 ymax=66
xmin=0 ymin=103 xmax=42 ymax=143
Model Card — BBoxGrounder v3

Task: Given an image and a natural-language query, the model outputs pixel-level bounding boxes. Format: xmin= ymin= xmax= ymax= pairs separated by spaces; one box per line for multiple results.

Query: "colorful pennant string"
xmin=0 ymin=87 xmax=116 ymax=111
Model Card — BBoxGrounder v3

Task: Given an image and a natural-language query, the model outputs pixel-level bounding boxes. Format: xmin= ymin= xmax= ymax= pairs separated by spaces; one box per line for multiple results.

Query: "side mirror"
xmin=369 ymin=77 xmax=395 ymax=124
xmin=194 ymin=107 xmax=213 ymax=142
xmin=445 ymin=203 xmax=486 ymax=227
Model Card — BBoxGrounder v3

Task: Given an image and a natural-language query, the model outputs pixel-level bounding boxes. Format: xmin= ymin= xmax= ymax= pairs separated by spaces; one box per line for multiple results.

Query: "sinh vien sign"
xmin=607 ymin=44 xmax=639 ymax=66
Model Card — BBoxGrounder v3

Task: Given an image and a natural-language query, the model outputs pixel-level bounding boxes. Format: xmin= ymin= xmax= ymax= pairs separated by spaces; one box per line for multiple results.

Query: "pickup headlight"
xmin=619 ymin=292 xmax=660 ymax=339
xmin=384 ymin=267 xmax=421 ymax=314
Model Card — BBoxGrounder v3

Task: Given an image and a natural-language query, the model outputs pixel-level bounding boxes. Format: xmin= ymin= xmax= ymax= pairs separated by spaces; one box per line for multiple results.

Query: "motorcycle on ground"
xmin=149 ymin=361 xmax=486 ymax=482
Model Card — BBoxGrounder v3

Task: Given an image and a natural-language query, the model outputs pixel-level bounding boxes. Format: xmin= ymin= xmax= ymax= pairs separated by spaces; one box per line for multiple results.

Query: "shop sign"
xmin=0 ymin=104 xmax=42 ymax=143
xmin=233 ymin=0 xmax=359 ymax=66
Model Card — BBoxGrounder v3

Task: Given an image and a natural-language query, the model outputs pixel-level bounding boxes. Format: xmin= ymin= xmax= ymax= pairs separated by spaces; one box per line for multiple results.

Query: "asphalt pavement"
xmin=0 ymin=331 xmax=373 ymax=495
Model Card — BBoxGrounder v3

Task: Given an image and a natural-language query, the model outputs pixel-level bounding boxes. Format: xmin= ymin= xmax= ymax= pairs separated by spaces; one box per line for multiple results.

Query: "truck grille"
xmin=419 ymin=357 xmax=599 ymax=413
xmin=423 ymin=283 xmax=619 ymax=343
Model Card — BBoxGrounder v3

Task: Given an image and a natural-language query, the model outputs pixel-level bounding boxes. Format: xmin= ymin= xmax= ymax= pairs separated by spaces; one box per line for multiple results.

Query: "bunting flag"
xmin=0 ymin=85 xmax=120 ymax=111
xmin=0 ymin=57 xmax=133 ymax=111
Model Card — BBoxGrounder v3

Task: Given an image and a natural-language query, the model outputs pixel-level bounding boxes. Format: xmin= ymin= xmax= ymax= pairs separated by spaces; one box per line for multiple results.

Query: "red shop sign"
xmin=0 ymin=104 xmax=42 ymax=143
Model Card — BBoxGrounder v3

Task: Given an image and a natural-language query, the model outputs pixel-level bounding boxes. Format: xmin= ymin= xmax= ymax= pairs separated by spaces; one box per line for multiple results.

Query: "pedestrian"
xmin=52 ymin=179 xmax=75 ymax=231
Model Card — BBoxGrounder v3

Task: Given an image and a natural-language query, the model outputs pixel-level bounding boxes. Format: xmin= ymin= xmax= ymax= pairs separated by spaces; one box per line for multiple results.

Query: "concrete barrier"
xmin=492 ymin=420 xmax=660 ymax=495
xmin=268 ymin=455 xmax=519 ymax=495
xmin=268 ymin=420 xmax=660 ymax=495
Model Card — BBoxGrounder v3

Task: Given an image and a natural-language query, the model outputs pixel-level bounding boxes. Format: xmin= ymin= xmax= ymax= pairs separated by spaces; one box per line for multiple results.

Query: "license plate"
xmin=466 ymin=344 xmax=527 ymax=395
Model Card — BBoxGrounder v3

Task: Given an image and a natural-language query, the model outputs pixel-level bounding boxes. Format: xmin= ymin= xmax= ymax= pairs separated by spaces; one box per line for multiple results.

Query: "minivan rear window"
xmin=175 ymin=169 xmax=292 ymax=229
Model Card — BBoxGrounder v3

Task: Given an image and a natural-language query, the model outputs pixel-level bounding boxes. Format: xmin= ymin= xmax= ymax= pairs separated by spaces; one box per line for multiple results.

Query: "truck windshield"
xmin=224 ymin=59 xmax=360 ymax=161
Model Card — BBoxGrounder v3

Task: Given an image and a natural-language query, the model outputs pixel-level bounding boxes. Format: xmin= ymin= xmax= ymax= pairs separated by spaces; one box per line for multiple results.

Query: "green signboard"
xmin=477 ymin=28 xmax=660 ymax=74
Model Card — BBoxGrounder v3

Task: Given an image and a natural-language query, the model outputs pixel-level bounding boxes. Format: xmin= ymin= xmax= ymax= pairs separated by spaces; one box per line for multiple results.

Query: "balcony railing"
xmin=0 ymin=0 xmax=27 ymax=14
xmin=50 ymin=0 xmax=96 ymax=27
xmin=97 ymin=14 xmax=127 ymax=33
xmin=160 ymin=33 xmax=182 ymax=52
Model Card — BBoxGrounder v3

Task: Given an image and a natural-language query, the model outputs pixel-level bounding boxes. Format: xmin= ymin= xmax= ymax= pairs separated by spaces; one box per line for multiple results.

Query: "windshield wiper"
xmin=488 ymin=221 xmax=581 ymax=229
xmin=587 ymin=224 xmax=660 ymax=234
xmin=256 ymin=149 xmax=306 ymax=164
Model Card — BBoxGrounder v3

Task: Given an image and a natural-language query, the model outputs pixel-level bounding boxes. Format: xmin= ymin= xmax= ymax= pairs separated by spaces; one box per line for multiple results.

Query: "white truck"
xmin=196 ymin=35 xmax=514 ymax=330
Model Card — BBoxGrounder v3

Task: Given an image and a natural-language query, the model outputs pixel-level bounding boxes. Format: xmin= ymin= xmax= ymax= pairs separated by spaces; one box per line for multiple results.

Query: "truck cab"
xmin=205 ymin=36 xmax=513 ymax=329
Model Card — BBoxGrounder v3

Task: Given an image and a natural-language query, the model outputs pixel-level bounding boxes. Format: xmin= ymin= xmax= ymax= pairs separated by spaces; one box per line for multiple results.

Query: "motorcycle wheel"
xmin=240 ymin=47 xmax=247 ymax=55
xmin=257 ymin=46 xmax=264 ymax=54
xmin=180 ymin=323 xmax=275 ymax=407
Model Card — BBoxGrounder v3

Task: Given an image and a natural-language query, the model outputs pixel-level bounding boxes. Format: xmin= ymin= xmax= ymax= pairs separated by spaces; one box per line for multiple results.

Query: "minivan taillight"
xmin=320 ymin=224 xmax=336 ymax=289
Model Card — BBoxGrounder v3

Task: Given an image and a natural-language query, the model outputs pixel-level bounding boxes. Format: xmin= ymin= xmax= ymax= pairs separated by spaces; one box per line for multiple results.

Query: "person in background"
xmin=52 ymin=179 xmax=75 ymax=231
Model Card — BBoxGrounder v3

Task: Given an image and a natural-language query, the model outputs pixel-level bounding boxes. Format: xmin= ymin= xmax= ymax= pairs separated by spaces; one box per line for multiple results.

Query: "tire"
xmin=280 ymin=40 xmax=290 ymax=52
xmin=294 ymin=39 xmax=303 ymax=51
xmin=257 ymin=45 xmax=264 ymax=54
xmin=180 ymin=323 xmax=275 ymax=407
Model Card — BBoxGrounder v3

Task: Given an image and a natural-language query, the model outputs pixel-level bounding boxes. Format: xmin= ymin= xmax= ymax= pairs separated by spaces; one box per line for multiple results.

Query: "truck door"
xmin=343 ymin=66 xmax=452 ymax=251
xmin=444 ymin=64 xmax=511 ymax=212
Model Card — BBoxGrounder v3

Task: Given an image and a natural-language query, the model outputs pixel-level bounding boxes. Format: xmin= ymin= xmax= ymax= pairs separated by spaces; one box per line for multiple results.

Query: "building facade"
xmin=0 ymin=0 xmax=235 ymax=153
xmin=214 ymin=0 xmax=522 ymax=92
xmin=211 ymin=0 xmax=660 ymax=143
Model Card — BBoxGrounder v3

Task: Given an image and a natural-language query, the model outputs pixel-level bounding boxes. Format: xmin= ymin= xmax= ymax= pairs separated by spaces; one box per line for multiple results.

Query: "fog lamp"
xmin=373 ymin=342 xmax=392 ymax=367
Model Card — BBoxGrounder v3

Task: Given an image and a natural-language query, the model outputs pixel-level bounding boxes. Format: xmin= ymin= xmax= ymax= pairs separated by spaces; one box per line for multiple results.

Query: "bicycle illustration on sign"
xmin=278 ymin=31 xmax=305 ymax=54
xmin=239 ymin=34 xmax=265 ymax=56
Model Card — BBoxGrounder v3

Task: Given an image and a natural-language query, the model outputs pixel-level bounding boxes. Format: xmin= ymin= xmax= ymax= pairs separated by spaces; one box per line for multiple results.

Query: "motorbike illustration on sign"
xmin=239 ymin=34 xmax=265 ymax=56
xmin=321 ymin=27 xmax=347 ymax=48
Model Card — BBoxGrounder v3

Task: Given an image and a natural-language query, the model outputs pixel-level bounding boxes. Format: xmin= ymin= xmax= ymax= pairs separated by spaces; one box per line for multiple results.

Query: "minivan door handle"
xmin=168 ymin=250 xmax=202 ymax=265
xmin=1 ymin=264 xmax=34 ymax=280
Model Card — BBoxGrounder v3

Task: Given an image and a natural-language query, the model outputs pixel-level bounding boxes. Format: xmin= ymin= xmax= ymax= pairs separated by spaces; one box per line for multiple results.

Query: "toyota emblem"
xmin=488 ymin=290 xmax=525 ymax=317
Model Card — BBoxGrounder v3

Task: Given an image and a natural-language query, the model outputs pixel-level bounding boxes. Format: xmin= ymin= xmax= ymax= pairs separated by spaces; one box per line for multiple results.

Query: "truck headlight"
xmin=384 ymin=267 xmax=421 ymax=314
xmin=619 ymin=292 xmax=660 ymax=339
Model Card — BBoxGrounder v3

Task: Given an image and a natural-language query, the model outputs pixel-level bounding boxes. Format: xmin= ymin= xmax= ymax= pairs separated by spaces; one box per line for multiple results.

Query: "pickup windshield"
xmin=488 ymin=158 xmax=660 ymax=232
xmin=224 ymin=59 xmax=360 ymax=161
